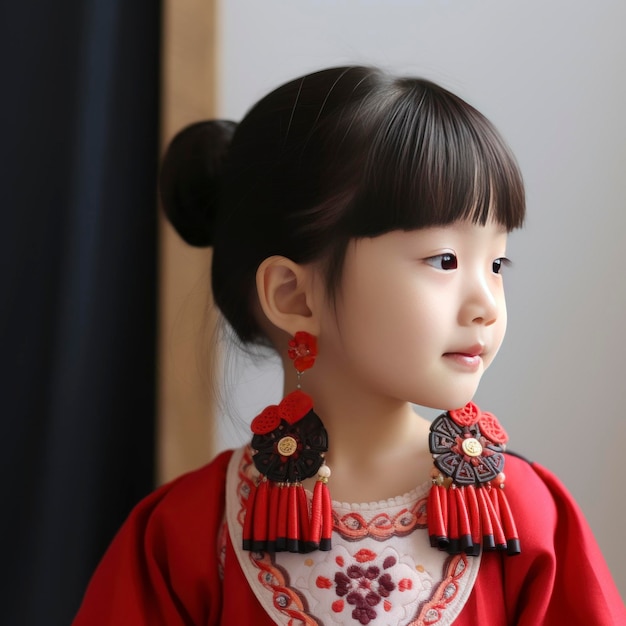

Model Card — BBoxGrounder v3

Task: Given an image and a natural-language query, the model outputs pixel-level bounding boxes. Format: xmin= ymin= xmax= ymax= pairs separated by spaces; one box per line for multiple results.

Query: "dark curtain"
xmin=0 ymin=2 xmax=161 ymax=625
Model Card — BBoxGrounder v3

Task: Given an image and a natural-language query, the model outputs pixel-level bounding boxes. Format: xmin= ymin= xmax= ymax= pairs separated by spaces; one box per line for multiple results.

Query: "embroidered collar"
xmin=225 ymin=446 xmax=481 ymax=625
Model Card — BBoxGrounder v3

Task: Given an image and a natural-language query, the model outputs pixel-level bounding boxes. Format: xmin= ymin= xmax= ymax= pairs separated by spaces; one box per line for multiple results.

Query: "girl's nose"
xmin=460 ymin=277 xmax=499 ymax=327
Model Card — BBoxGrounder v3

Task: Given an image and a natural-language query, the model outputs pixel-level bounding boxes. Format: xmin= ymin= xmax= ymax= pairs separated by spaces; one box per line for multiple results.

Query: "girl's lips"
xmin=443 ymin=350 xmax=483 ymax=371
xmin=452 ymin=343 xmax=485 ymax=358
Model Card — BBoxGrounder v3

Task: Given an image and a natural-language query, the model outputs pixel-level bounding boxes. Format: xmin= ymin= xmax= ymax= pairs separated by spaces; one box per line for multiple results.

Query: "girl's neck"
xmin=282 ymin=374 xmax=434 ymax=503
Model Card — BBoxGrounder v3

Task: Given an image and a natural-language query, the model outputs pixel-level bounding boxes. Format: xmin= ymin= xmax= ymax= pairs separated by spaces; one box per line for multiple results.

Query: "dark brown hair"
xmin=160 ymin=66 xmax=525 ymax=344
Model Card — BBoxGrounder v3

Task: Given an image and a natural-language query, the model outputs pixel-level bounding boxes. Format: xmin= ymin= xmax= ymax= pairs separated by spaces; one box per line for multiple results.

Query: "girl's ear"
xmin=256 ymin=256 xmax=321 ymax=337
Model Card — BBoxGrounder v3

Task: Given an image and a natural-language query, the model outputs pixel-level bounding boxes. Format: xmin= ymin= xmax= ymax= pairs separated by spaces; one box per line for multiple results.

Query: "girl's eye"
xmin=492 ymin=257 xmax=511 ymax=274
xmin=426 ymin=253 xmax=458 ymax=270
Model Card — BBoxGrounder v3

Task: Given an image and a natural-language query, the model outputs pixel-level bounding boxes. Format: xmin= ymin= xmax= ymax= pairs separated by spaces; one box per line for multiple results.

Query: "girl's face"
xmin=316 ymin=219 xmax=509 ymax=411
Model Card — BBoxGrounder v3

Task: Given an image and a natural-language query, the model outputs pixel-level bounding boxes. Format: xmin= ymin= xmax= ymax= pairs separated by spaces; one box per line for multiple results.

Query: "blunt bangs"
xmin=205 ymin=65 xmax=527 ymax=340
xmin=343 ymin=78 xmax=526 ymax=236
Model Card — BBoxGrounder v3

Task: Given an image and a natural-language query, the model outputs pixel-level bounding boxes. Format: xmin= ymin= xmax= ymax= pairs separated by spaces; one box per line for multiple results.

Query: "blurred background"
xmin=1 ymin=1 xmax=624 ymax=624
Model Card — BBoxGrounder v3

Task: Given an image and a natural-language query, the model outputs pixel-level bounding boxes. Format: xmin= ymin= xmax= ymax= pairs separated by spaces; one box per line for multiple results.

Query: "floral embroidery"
xmin=310 ymin=545 xmax=430 ymax=624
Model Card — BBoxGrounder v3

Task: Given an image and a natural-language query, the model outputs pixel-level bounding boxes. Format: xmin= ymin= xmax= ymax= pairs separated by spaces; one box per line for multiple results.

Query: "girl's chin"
xmin=415 ymin=390 xmax=479 ymax=412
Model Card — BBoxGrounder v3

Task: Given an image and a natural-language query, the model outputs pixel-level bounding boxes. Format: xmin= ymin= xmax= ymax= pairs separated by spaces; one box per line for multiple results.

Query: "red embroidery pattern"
xmin=408 ymin=555 xmax=468 ymax=625
xmin=251 ymin=551 xmax=319 ymax=625
xmin=314 ymin=548 xmax=417 ymax=625
xmin=237 ymin=448 xmax=257 ymax=527
xmin=334 ymin=501 xmax=428 ymax=542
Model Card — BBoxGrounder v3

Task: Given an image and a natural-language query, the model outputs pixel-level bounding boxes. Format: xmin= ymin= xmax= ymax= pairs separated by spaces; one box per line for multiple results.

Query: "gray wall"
xmin=214 ymin=0 xmax=626 ymax=598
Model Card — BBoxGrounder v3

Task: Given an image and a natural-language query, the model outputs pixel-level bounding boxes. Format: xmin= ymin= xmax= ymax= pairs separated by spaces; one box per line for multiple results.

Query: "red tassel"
xmin=320 ymin=479 xmax=333 ymax=550
xmin=464 ymin=485 xmax=481 ymax=552
xmin=310 ymin=480 xmax=324 ymax=549
xmin=428 ymin=484 xmax=448 ymax=549
xmin=310 ymin=478 xmax=333 ymax=550
xmin=287 ymin=484 xmax=300 ymax=552
xmin=297 ymin=485 xmax=310 ymax=548
xmin=426 ymin=484 xmax=433 ymax=540
xmin=428 ymin=479 xmax=521 ymax=557
xmin=455 ymin=487 xmax=473 ymax=553
xmin=266 ymin=481 xmax=280 ymax=552
xmin=476 ymin=486 xmax=496 ymax=550
xmin=489 ymin=484 xmax=501 ymax=520
xmin=246 ymin=479 xmax=321 ymax=554
xmin=276 ymin=484 xmax=289 ymax=551
xmin=256 ymin=480 xmax=271 ymax=540
xmin=496 ymin=487 xmax=521 ymax=555
xmin=440 ymin=484 xmax=448 ymax=530
xmin=447 ymin=486 xmax=460 ymax=554
xmin=481 ymin=486 xmax=506 ymax=550
xmin=242 ymin=479 xmax=270 ymax=552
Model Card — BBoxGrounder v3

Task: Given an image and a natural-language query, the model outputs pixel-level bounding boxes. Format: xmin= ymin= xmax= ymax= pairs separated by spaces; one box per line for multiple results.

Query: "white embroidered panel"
xmin=226 ymin=446 xmax=481 ymax=625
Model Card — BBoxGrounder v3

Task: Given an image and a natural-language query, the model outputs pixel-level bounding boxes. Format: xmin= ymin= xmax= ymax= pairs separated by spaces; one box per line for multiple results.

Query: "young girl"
xmin=73 ymin=66 xmax=625 ymax=625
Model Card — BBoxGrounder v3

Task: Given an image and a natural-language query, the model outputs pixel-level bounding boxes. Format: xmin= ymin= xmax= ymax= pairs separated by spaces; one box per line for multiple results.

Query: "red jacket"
xmin=73 ymin=449 xmax=626 ymax=625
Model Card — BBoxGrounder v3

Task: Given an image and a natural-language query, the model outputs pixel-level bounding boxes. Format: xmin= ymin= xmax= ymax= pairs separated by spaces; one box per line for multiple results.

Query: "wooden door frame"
xmin=158 ymin=0 xmax=219 ymax=484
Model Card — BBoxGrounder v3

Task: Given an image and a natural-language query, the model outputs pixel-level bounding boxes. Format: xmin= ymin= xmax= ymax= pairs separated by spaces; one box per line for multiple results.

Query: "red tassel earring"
xmin=428 ymin=402 xmax=521 ymax=557
xmin=243 ymin=332 xmax=333 ymax=553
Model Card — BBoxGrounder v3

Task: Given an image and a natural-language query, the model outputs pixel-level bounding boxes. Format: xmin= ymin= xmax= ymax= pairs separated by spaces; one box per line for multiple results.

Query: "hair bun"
xmin=159 ymin=120 xmax=237 ymax=247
